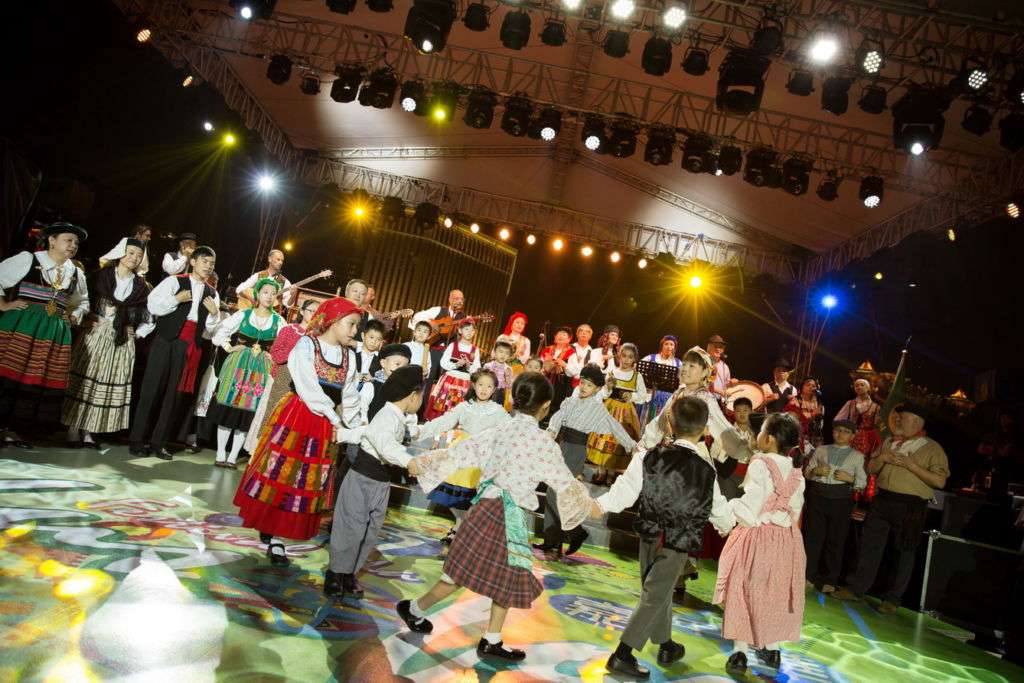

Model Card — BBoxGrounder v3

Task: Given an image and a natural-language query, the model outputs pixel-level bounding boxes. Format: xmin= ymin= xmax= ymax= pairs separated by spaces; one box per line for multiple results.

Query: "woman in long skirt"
xmin=62 ymin=238 xmax=153 ymax=447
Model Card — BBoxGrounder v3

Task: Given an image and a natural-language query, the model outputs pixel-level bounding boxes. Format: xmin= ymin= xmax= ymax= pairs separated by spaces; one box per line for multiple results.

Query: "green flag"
xmin=879 ymin=347 xmax=908 ymax=439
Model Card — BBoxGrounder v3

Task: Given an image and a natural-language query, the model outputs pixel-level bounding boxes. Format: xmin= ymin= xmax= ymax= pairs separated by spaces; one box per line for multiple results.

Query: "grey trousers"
xmin=542 ymin=440 xmax=588 ymax=545
xmin=621 ymin=539 xmax=688 ymax=651
xmin=328 ymin=469 xmax=389 ymax=574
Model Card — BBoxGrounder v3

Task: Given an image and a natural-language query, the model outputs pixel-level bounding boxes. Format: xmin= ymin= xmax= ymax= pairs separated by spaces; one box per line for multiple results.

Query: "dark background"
xmin=3 ymin=0 xmax=1019 ymax=437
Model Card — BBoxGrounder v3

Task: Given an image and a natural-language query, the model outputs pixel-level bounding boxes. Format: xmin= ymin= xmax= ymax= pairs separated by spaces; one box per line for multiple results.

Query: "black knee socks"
xmin=260 ymin=532 xmax=273 ymax=544
xmin=615 ymin=642 xmax=633 ymax=658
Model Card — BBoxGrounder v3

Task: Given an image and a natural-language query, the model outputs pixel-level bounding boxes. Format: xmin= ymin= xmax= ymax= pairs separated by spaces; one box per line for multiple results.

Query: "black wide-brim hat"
xmin=895 ymin=401 xmax=928 ymax=420
xmin=41 ymin=221 xmax=88 ymax=242
xmin=772 ymin=357 xmax=795 ymax=371
xmin=178 ymin=232 xmax=199 ymax=243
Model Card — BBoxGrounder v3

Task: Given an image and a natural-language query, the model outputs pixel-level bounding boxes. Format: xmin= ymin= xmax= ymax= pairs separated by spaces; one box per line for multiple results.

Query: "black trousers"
xmin=803 ymin=485 xmax=854 ymax=586
xmin=130 ymin=336 xmax=190 ymax=451
xmin=846 ymin=490 xmax=928 ymax=603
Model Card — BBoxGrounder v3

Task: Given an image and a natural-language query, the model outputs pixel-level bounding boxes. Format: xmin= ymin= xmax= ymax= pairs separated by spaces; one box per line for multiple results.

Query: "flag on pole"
xmin=879 ymin=345 xmax=909 ymax=439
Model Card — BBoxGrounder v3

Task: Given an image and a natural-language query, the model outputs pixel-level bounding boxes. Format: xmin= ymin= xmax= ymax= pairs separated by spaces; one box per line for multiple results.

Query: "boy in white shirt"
xmin=404 ymin=320 xmax=433 ymax=379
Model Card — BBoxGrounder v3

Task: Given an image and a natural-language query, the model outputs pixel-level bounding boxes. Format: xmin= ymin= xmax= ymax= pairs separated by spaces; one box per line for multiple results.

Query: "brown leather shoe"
xmin=832 ymin=587 xmax=861 ymax=601
xmin=877 ymin=601 xmax=899 ymax=615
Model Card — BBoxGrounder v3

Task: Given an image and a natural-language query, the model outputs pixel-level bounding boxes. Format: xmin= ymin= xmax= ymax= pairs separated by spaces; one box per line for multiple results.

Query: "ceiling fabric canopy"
xmin=112 ymin=0 xmax=1024 ymax=281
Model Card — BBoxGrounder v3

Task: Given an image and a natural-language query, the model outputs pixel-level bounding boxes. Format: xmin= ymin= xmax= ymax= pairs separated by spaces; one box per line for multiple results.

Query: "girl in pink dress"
xmin=714 ymin=412 xmax=806 ymax=673
xmin=423 ymin=319 xmax=481 ymax=420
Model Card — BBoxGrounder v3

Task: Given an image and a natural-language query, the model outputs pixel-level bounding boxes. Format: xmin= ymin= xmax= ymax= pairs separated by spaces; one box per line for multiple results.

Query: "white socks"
xmin=227 ymin=431 xmax=247 ymax=464
xmin=734 ymin=640 xmax=748 ymax=653
xmin=484 ymin=632 xmax=502 ymax=645
xmin=82 ymin=431 xmax=95 ymax=444
xmin=216 ymin=426 xmax=231 ymax=463
xmin=409 ymin=600 xmax=426 ymax=618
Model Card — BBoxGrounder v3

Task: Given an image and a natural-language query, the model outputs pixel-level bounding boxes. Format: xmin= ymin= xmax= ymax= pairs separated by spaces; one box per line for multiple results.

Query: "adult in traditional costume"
xmin=641 ymin=335 xmax=681 ymax=421
xmin=0 ymin=222 xmax=89 ymax=448
xmin=161 ymin=232 xmax=196 ymax=276
xmin=62 ymin=238 xmax=153 ymax=447
xmin=835 ymin=378 xmax=882 ymax=459
xmin=497 ymin=311 xmax=531 ymax=365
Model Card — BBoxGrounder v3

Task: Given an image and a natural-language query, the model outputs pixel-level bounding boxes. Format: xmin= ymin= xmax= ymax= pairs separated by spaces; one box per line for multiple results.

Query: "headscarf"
xmin=88 ymin=265 xmax=151 ymax=346
xmin=681 ymin=345 xmax=714 ymax=385
xmin=253 ymin=276 xmax=282 ymax=294
xmin=307 ymin=297 xmax=362 ymax=336
xmin=595 ymin=324 xmax=621 ymax=356
xmin=502 ymin=311 xmax=528 ymax=336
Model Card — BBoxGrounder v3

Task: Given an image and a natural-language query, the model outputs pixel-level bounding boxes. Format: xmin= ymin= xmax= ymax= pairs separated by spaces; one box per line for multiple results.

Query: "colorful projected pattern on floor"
xmin=0 ymin=455 xmax=1019 ymax=682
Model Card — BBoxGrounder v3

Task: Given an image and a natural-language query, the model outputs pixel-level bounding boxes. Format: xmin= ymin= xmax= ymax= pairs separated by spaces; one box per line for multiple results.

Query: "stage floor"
xmin=0 ymin=447 xmax=1020 ymax=682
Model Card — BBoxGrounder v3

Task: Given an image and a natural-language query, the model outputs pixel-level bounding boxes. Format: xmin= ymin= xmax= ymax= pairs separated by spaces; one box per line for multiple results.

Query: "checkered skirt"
xmin=443 ymin=498 xmax=543 ymax=609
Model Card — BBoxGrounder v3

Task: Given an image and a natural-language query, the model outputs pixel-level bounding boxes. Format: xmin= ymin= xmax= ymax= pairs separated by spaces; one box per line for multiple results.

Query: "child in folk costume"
xmin=803 ymin=419 xmax=866 ymax=593
xmin=207 ymin=278 xmax=284 ymax=468
xmin=358 ymin=344 xmax=412 ymax=424
xmin=714 ymin=412 xmax=807 ymax=674
xmin=717 ymin=397 xmax=758 ymax=499
xmin=243 ymin=298 xmax=320 ymax=454
xmin=397 ymin=372 xmax=596 ymax=663
xmin=233 ymin=297 xmax=363 ymax=566
xmin=537 ymin=364 xmax=637 ymax=556
xmin=326 ymin=365 xmax=423 ymax=600
xmin=483 ymin=340 xmax=515 ymax=407
xmin=62 ymin=238 xmax=153 ymax=448
xmin=423 ymin=318 xmax=481 ymax=420
xmin=587 ymin=342 xmax=647 ymax=486
xmin=524 ymin=357 xmax=543 ymax=373
xmin=417 ymin=368 xmax=512 ymax=543
xmin=404 ymin=319 xmax=433 ymax=379
xmin=0 ymin=222 xmax=89 ymax=449
xmin=597 ymin=397 xmax=735 ymax=679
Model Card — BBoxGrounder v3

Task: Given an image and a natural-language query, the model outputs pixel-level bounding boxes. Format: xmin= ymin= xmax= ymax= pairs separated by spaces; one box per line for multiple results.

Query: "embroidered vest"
xmin=153 ymin=275 xmax=215 ymax=344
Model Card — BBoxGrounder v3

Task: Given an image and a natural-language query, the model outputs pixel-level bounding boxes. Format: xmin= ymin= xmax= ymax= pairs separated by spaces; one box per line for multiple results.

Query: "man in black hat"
xmin=0 ymin=222 xmax=90 ymax=448
xmin=761 ymin=358 xmax=797 ymax=412
xmin=706 ymin=335 xmax=736 ymax=397
xmin=834 ymin=402 xmax=950 ymax=613
xmin=162 ymin=232 xmax=197 ymax=276
xmin=327 ymin=364 xmax=423 ymax=599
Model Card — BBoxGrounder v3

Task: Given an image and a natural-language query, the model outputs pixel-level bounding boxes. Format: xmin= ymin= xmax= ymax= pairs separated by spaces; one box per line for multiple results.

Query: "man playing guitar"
xmin=345 ymin=278 xmax=413 ymax=342
xmin=236 ymin=250 xmax=331 ymax=315
xmin=409 ymin=289 xmax=470 ymax=384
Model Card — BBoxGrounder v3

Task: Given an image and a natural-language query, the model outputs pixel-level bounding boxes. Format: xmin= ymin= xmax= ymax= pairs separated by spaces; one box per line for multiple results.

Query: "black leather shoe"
xmin=342 ymin=574 xmax=364 ymax=599
xmin=323 ymin=570 xmax=344 ymax=599
xmin=726 ymin=651 xmax=747 ymax=673
xmin=657 ymin=640 xmax=686 ymax=666
xmin=396 ymin=600 xmax=433 ymax=633
xmin=128 ymin=443 xmax=151 ymax=457
xmin=441 ymin=528 xmax=456 ymax=545
xmin=84 ymin=441 xmax=102 ymax=450
xmin=564 ymin=527 xmax=589 ymax=556
xmin=4 ymin=439 xmax=34 ymax=450
xmin=154 ymin=448 xmax=173 ymax=461
xmin=185 ymin=444 xmax=203 ymax=454
xmin=266 ymin=542 xmax=290 ymax=566
xmin=532 ymin=542 xmax=561 ymax=553
xmin=477 ymin=639 xmax=526 ymax=662
xmin=605 ymin=652 xmax=650 ymax=678
xmin=755 ymin=648 xmax=781 ymax=669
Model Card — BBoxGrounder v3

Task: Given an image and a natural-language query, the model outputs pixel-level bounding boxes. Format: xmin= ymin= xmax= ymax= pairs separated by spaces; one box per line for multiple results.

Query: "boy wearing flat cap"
xmin=359 ymin=343 xmax=412 ymax=424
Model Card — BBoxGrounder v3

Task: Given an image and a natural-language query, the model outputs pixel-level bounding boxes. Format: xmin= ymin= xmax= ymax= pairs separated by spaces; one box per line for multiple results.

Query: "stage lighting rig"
xmin=582 ymin=115 xmax=607 ymax=152
xmin=642 ymin=36 xmax=672 ymax=76
xmin=463 ymin=2 xmax=489 ymax=31
xmin=717 ymin=144 xmax=742 ymax=175
xmin=429 ymin=84 xmax=459 ymax=122
xmin=821 ymin=76 xmax=852 ymax=115
xmin=501 ymin=96 xmax=533 ymax=137
xmin=414 ymin=202 xmax=440 ymax=227
xmin=1006 ymin=68 xmax=1024 ymax=106
xmin=464 ymin=88 xmax=497 ymax=129
xmin=604 ymin=30 xmax=629 ymax=58
xmin=786 ymin=70 xmax=814 ymax=97
xmin=891 ymin=87 xmax=949 ymax=155
xmin=644 ymin=127 xmax=675 ymax=166
xmin=541 ymin=19 xmax=567 ymax=46
xmin=743 ymin=148 xmax=776 ymax=187
xmin=816 ymin=171 xmax=840 ymax=201
xmin=609 ymin=0 xmax=635 ymax=20
xmin=367 ymin=0 xmax=393 ymax=11
xmin=808 ymin=23 xmax=839 ymax=64
xmin=300 ymin=74 xmax=321 ymax=96
xmin=400 ymin=80 xmax=427 ymax=114
xmin=682 ymin=133 xmax=715 ymax=174
xmin=999 ymin=112 xmax=1024 ymax=152
xmin=782 ymin=156 xmax=812 ymax=196
xmin=230 ymin=1 xmax=276 ymax=20
xmin=380 ymin=196 xmax=405 ymax=218
xmin=856 ymin=41 xmax=884 ymax=75
xmin=404 ymin=0 xmax=456 ymax=54
xmin=961 ymin=104 xmax=992 ymax=136
xmin=717 ymin=49 xmax=769 ymax=115
xmin=326 ymin=0 xmax=356 ymax=14
xmin=267 ymin=54 xmax=293 ymax=85
xmin=950 ymin=58 xmax=989 ymax=93
xmin=860 ymin=175 xmax=883 ymax=208
xmin=663 ymin=5 xmax=686 ymax=30
xmin=751 ymin=13 xmax=784 ymax=55
xmin=333 ymin=65 xmax=365 ymax=103
xmin=501 ymin=11 xmax=531 ymax=50
xmin=531 ymin=108 xmax=562 ymax=141
xmin=609 ymin=118 xmax=639 ymax=158
xmin=858 ymin=85 xmax=887 ymax=114
xmin=681 ymin=47 xmax=709 ymax=76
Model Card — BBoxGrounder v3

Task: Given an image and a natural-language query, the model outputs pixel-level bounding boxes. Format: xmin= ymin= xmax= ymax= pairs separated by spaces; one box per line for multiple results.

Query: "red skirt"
xmin=443 ymin=498 xmax=543 ymax=609
xmin=423 ymin=371 xmax=471 ymax=421
xmin=233 ymin=392 xmax=337 ymax=540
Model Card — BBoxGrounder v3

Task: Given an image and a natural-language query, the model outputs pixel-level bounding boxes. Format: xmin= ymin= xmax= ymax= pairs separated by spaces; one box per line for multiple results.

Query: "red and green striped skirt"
xmin=0 ymin=303 xmax=72 ymax=425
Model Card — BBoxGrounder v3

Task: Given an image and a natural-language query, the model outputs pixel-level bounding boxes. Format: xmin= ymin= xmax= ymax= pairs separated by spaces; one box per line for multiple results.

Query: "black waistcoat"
xmin=153 ymin=275 xmax=215 ymax=344
xmin=634 ymin=442 xmax=717 ymax=553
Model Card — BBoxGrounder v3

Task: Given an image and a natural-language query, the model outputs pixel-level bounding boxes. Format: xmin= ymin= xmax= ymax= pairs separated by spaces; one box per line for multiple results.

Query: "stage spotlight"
xmin=526 ymin=234 xmax=536 ymax=244
xmin=947 ymin=228 xmax=956 ymax=242
xmin=367 ymin=0 xmax=394 ymax=11
xmin=638 ymin=258 xmax=648 ymax=269
xmin=136 ymin=28 xmax=152 ymax=43
xmin=604 ymin=30 xmax=630 ymax=58
xmin=404 ymin=0 xmax=456 ymax=54
xmin=663 ymin=5 xmax=686 ymax=29
xmin=860 ymin=175 xmax=883 ymax=208
xmin=951 ymin=60 xmax=989 ymax=92
xmin=821 ymin=294 xmax=837 ymax=309
xmin=562 ymin=0 xmax=582 ymax=9
xmin=240 ymin=5 xmax=253 ymax=19
xmin=442 ymin=216 xmax=453 ymax=228
xmin=644 ymin=127 xmax=675 ymax=166
xmin=182 ymin=75 xmax=195 ymax=87
xmin=464 ymin=88 xmax=497 ymax=129
xmin=610 ymin=0 xmax=634 ymax=20
xmin=300 ymin=74 xmax=321 ymax=96
xmin=203 ymin=121 xmax=214 ymax=132
xmin=581 ymin=245 xmax=594 ymax=257
xmin=222 ymin=133 xmax=237 ymax=146
xmin=821 ymin=76 xmax=852 ymax=115
xmin=681 ymin=47 xmax=709 ymax=76
xmin=501 ymin=96 xmax=533 ymax=137
xmin=230 ymin=0 xmax=276 ymax=20
xmin=581 ymin=115 xmax=606 ymax=152
xmin=1006 ymin=68 xmax=1024 ymax=106
xmin=717 ymin=48 xmax=769 ymax=115
xmin=327 ymin=0 xmax=356 ymax=13
xmin=609 ymin=119 xmax=639 ymax=158
xmin=743 ymin=148 xmax=776 ymax=187
xmin=782 ymin=157 xmax=812 ymax=195
xmin=463 ymin=2 xmax=488 ymax=30
xmin=267 ymin=54 xmax=293 ymax=85
xmin=874 ymin=271 xmax=883 ymax=280
xmin=808 ymin=29 xmax=839 ymax=63
xmin=961 ymin=104 xmax=992 ymax=136
xmin=610 ymin=251 xmax=621 ymax=263
xmin=470 ymin=222 xmax=480 ymax=233
xmin=553 ymin=237 xmax=565 ymax=251
xmin=682 ymin=133 xmax=715 ymax=174
xmin=334 ymin=65 xmax=365 ymax=104
xmin=786 ymin=70 xmax=814 ymax=96
xmin=500 ymin=11 xmax=531 ymax=50
xmin=642 ymin=36 xmax=672 ymax=75
xmin=999 ymin=112 xmax=1024 ymax=152
xmin=531 ymin=108 xmax=562 ymax=141
xmin=257 ymin=174 xmax=277 ymax=193
xmin=892 ymin=87 xmax=948 ymax=155
xmin=540 ymin=20 xmax=567 ymax=46
xmin=499 ymin=227 xmax=511 ymax=240
xmin=816 ymin=172 xmax=839 ymax=201
xmin=351 ymin=204 xmax=368 ymax=219
xmin=688 ymin=274 xmax=702 ymax=288
xmin=429 ymin=86 xmax=457 ymax=122
xmin=717 ymin=144 xmax=742 ymax=175
xmin=357 ymin=68 xmax=397 ymax=108
xmin=413 ymin=202 xmax=440 ymax=227
xmin=1007 ymin=201 xmax=1021 ymax=219
xmin=283 ymin=240 xmax=294 ymax=252
xmin=751 ymin=15 xmax=784 ymax=55
xmin=858 ymin=85 xmax=887 ymax=114
xmin=858 ymin=48 xmax=883 ymax=74
xmin=400 ymin=81 xmax=427 ymax=113
xmin=381 ymin=196 xmax=406 ymax=218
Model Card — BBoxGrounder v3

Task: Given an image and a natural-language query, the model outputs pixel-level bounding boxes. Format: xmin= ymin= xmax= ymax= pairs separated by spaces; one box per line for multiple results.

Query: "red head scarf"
xmin=502 ymin=311 xmax=528 ymax=335
xmin=308 ymin=297 xmax=362 ymax=336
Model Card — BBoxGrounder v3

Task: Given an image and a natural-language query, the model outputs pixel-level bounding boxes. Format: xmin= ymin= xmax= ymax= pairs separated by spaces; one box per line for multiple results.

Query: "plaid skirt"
xmin=443 ymin=498 xmax=542 ymax=609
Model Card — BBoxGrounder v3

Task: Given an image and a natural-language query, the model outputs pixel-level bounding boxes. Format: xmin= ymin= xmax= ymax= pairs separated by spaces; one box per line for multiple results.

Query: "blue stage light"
xmin=821 ymin=294 xmax=838 ymax=309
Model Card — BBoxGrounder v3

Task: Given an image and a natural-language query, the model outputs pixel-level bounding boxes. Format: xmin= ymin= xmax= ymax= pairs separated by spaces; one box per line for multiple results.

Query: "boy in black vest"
xmin=359 ymin=343 xmax=413 ymax=424
xmin=594 ymin=396 xmax=735 ymax=679
xmin=130 ymin=246 xmax=222 ymax=460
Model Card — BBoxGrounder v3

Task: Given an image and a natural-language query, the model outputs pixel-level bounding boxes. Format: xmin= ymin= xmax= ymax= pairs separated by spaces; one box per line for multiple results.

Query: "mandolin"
xmin=425 ymin=312 xmax=495 ymax=346
xmin=236 ymin=269 xmax=332 ymax=311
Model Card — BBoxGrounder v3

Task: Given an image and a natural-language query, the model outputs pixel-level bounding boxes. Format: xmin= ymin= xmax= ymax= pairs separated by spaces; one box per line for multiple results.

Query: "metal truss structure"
xmin=123 ymin=1 xmax=1009 ymax=200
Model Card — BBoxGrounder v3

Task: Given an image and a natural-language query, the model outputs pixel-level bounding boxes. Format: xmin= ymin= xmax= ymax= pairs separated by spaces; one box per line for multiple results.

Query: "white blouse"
xmin=639 ymin=385 xmax=736 ymax=457
xmin=211 ymin=309 xmax=280 ymax=348
xmin=730 ymin=452 xmax=806 ymax=529
xmin=287 ymin=336 xmax=344 ymax=428
xmin=403 ymin=340 xmax=432 ymax=377
xmin=99 ymin=271 xmax=155 ymax=338
xmin=440 ymin=340 xmax=481 ymax=373
xmin=418 ymin=399 xmax=511 ymax=441
xmin=0 ymin=251 xmax=89 ymax=322
xmin=147 ymin=274 xmax=222 ymax=331
xmin=565 ymin=343 xmax=599 ymax=378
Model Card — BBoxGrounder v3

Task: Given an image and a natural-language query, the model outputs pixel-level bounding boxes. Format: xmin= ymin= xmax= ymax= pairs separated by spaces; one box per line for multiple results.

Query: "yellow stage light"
xmin=136 ymin=28 xmax=152 ymax=43
xmin=498 ymin=227 xmax=510 ymax=240
xmin=874 ymin=271 xmax=884 ymax=280
xmin=470 ymin=222 xmax=480 ymax=233
xmin=610 ymin=251 xmax=621 ymax=263
xmin=222 ymin=133 xmax=236 ymax=146
xmin=947 ymin=228 xmax=956 ymax=242
xmin=688 ymin=274 xmax=703 ymax=288
xmin=352 ymin=205 xmax=366 ymax=218
xmin=526 ymin=234 xmax=536 ymax=245
xmin=432 ymin=106 xmax=448 ymax=121
xmin=282 ymin=241 xmax=294 ymax=252
xmin=552 ymin=237 xmax=564 ymax=251
xmin=638 ymin=257 xmax=648 ymax=269
xmin=581 ymin=245 xmax=594 ymax=257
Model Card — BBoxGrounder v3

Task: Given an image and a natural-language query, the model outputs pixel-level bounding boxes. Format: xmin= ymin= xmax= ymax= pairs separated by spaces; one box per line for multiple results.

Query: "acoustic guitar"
xmin=425 ymin=312 xmax=495 ymax=346
xmin=236 ymin=269 xmax=332 ymax=311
